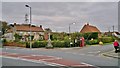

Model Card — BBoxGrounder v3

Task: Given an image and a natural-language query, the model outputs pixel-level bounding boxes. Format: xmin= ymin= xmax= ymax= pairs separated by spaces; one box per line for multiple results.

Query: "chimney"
xmin=87 ymin=23 xmax=89 ymax=25
xmin=85 ymin=23 xmax=89 ymax=26
xmin=14 ymin=23 xmax=16 ymax=26
xmin=40 ymin=25 xmax=42 ymax=28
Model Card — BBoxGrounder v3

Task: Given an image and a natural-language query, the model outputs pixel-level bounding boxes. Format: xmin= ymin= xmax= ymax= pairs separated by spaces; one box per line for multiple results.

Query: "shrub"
xmin=88 ymin=39 xmax=99 ymax=45
xmin=26 ymin=41 xmax=47 ymax=48
xmin=38 ymin=41 xmax=48 ymax=47
xmin=99 ymin=37 xmax=114 ymax=43
xmin=51 ymin=40 xmax=71 ymax=48
xmin=52 ymin=40 xmax=78 ymax=48
xmin=26 ymin=40 xmax=73 ymax=48
xmin=14 ymin=33 xmax=22 ymax=42
xmin=83 ymin=32 xmax=98 ymax=40
xmin=52 ymin=40 xmax=64 ymax=48
xmin=2 ymin=39 xmax=7 ymax=44
xmin=64 ymin=40 xmax=71 ymax=47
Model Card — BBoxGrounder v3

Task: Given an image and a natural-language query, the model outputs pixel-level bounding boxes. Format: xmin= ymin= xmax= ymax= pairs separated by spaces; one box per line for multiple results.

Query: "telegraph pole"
xmin=113 ymin=25 xmax=114 ymax=32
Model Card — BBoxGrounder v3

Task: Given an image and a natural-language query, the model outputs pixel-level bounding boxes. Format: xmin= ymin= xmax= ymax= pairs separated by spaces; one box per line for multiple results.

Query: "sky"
xmin=1 ymin=1 xmax=119 ymax=33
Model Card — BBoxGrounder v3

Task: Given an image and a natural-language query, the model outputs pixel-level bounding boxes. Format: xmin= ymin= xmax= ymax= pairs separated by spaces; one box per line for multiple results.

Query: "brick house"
xmin=80 ymin=23 xmax=101 ymax=33
xmin=7 ymin=23 xmax=46 ymax=41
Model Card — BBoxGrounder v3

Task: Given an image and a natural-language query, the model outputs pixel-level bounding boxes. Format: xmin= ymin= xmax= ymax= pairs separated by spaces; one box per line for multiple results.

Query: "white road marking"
xmin=65 ymin=52 xmax=95 ymax=57
xmin=81 ymin=62 xmax=94 ymax=66
xmin=32 ymin=55 xmax=44 ymax=56
xmin=41 ymin=57 xmax=62 ymax=61
xmin=88 ymin=51 xmax=101 ymax=54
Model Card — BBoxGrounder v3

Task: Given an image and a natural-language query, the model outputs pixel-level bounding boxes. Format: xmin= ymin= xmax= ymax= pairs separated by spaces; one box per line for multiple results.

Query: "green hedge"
xmin=88 ymin=39 xmax=99 ymax=45
xmin=83 ymin=32 xmax=98 ymax=40
xmin=26 ymin=40 xmax=71 ymax=48
xmin=2 ymin=39 xmax=7 ymax=44
xmin=99 ymin=37 xmax=114 ymax=43
xmin=14 ymin=33 xmax=22 ymax=42
xmin=52 ymin=41 xmax=64 ymax=48
xmin=26 ymin=41 xmax=47 ymax=48
xmin=52 ymin=40 xmax=70 ymax=48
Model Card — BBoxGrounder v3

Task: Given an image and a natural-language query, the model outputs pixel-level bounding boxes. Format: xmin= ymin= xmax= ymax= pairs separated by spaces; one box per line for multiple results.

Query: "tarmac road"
xmin=1 ymin=45 xmax=119 ymax=68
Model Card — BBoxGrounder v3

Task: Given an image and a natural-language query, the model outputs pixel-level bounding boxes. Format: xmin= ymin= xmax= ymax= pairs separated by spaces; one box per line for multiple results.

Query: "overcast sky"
xmin=2 ymin=2 xmax=118 ymax=32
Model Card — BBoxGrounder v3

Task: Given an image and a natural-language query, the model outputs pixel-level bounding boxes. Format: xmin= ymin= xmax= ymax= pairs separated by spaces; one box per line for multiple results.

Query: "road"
xmin=1 ymin=44 xmax=119 ymax=68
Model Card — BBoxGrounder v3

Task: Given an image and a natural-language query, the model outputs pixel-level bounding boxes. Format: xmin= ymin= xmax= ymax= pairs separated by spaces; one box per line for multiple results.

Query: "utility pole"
xmin=113 ymin=25 xmax=114 ymax=32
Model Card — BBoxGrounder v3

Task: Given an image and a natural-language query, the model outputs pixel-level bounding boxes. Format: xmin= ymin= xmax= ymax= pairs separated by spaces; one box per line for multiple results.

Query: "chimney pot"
xmin=40 ymin=25 xmax=42 ymax=28
xmin=14 ymin=23 xmax=16 ymax=25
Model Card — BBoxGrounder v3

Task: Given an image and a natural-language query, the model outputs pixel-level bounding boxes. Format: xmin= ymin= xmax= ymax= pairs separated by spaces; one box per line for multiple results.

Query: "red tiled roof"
xmin=80 ymin=23 xmax=100 ymax=33
xmin=8 ymin=24 xmax=44 ymax=32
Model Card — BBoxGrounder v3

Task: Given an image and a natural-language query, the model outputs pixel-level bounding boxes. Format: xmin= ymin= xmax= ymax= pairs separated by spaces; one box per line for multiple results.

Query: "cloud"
xmin=2 ymin=2 xmax=118 ymax=32
xmin=2 ymin=0 xmax=119 ymax=2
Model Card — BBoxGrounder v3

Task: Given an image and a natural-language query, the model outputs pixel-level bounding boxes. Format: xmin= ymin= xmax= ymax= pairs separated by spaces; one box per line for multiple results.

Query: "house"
xmin=104 ymin=32 xmax=120 ymax=38
xmin=8 ymin=23 xmax=44 ymax=34
xmin=80 ymin=23 xmax=101 ymax=33
xmin=6 ymin=23 xmax=45 ymax=41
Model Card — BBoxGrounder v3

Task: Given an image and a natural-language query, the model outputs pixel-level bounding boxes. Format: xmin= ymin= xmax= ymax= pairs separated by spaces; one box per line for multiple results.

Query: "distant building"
xmin=6 ymin=23 xmax=45 ymax=41
xmin=8 ymin=23 xmax=44 ymax=34
xmin=104 ymin=32 xmax=120 ymax=38
xmin=80 ymin=23 xmax=101 ymax=33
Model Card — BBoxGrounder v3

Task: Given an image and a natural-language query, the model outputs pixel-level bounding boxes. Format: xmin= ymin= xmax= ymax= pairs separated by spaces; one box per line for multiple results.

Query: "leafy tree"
xmin=44 ymin=28 xmax=52 ymax=32
xmin=1 ymin=21 xmax=10 ymax=35
xmin=14 ymin=33 xmax=22 ymax=42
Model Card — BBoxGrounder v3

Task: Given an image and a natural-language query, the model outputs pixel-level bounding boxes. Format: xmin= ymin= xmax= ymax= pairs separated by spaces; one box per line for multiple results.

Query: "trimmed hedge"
xmin=52 ymin=41 xmax=64 ymax=48
xmin=52 ymin=40 xmax=70 ymax=48
xmin=99 ymin=37 xmax=114 ymax=43
xmin=87 ymin=37 xmax=114 ymax=45
xmin=88 ymin=39 xmax=99 ymax=45
xmin=26 ymin=40 xmax=71 ymax=48
xmin=26 ymin=41 xmax=47 ymax=48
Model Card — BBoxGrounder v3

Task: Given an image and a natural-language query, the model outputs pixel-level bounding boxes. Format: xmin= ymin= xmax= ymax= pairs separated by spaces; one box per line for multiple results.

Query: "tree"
xmin=1 ymin=21 xmax=10 ymax=35
xmin=44 ymin=28 xmax=52 ymax=32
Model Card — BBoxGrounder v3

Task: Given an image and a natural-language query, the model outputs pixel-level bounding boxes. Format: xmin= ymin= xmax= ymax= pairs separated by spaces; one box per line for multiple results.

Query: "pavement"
xmin=102 ymin=50 xmax=120 ymax=59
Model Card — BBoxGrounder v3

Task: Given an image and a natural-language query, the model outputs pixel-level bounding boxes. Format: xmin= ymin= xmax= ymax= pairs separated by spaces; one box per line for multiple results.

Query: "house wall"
xmin=16 ymin=31 xmax=44 ymax=36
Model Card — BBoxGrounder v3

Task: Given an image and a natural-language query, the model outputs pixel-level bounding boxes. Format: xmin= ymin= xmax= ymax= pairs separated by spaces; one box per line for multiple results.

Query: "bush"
xmin=26 ymin=40 xmax=73 ymax=48
xmin=14 ymin=33 xmax=22 ymax=42
xmin=2 ymin=39 xmax=7 ymax=44
xmin=51 ymin=40 xmax=69 ymax=48
xmin=99 ymin=37 xmax=114 ymax=43
xmin=88 ymin=39 xmax=99 ymax=45
xmin=83 ymin=32 xmax=98 ymax=40
xmin=52 ymin=40 xmax=64 ymax=48
xmin=64 ymin=40 xmax=71 ymax=47
xmin=26 ymin=41 xmax=47 ymax=48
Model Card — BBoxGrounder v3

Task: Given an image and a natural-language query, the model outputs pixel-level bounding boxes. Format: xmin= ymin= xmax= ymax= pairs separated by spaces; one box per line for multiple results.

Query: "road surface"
xmin=1 ymin=44 xmax=119 ymax=68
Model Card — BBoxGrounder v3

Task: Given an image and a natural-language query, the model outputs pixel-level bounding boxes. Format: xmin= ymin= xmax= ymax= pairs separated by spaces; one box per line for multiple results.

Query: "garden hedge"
xmin=99 ymin=37 xmax=114 ymax=43
xmin=88 ymin=39 xmax=99 ymax=45
xmin=26 ymin=40 xmax=71 ymax=48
